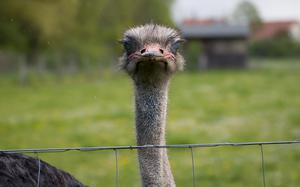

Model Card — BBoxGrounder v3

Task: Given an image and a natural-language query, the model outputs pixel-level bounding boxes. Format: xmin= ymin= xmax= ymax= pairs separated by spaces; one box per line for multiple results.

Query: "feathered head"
xmin=120 ymin=24 xmax=185 ymax=78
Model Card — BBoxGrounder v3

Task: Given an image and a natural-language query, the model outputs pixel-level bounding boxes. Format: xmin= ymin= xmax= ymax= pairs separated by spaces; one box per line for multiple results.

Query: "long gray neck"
xmin=134 ymin=78 xmax=175 ymax=187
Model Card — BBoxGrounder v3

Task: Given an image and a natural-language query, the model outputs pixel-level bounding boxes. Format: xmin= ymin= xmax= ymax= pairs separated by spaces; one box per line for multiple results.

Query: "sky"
xmin=172 ymin=0 xmax=300 ymax=23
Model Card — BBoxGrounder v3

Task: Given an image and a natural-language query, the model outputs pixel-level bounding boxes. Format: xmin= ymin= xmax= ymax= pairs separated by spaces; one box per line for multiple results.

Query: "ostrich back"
xmin=0 ymin=153 xmax=85 ymax=187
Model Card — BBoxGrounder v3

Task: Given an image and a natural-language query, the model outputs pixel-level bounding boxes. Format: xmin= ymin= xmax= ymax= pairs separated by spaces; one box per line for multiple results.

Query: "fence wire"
xmin=260 ymin=145 xmax=266 ymax=187
xmin=1 ymin=140 xmax=300 ymax=187
xmin=1 ymin=140 xmax=299 ymax=154
xmin=114 ymin=149 xmax=119 ymax=187
xmin=35 ymin=153 xmax=41 ymax=187
xmin=190 ymin=147 xmax=196 ymax=187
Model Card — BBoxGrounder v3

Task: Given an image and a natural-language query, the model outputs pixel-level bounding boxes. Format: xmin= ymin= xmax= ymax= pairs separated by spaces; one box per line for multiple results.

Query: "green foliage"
xmin=0 ymin=1 xmax=78 ymax=49
xmin=250 ymin=34 xmax=300 ymax=57
xmin=0 ymin=0 xmax=174 ymax=66
xmin=1 ymin=59 xmax=300 ymax=186
xmin=231 ymin=0 xmax=262 ymax=26
xmin=183 ymin=41 xmax=202 ymax=71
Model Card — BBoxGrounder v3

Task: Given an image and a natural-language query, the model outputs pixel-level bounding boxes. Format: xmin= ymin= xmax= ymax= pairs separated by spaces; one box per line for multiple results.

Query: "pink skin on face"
xmin=128 ymin=44 xmax=175 ymax=62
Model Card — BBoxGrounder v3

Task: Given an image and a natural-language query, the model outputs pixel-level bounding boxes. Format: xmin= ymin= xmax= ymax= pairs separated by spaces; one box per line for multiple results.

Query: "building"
xmin=179 ymin=19 xmax=250 ymax=69
xmin=252 ymin=21 xmax=300 ymax=41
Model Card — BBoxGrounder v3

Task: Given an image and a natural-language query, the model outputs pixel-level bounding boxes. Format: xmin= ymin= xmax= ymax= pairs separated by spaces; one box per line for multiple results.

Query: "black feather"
xmin=0 ymin=153 xmax=85 ymax=187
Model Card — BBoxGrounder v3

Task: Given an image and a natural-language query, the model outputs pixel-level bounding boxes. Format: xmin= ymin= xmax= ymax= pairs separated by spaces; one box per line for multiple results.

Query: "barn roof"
xmin=179 ymin=20 xmax=250 ymax=39
xmin=252 ymin=21 xmax=298 ymax=41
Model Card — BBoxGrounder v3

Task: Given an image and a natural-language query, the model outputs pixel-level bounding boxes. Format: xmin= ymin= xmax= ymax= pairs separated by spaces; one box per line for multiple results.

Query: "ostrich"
xmin=0 ymin=152 xmax=84 ymax=187
xmin=120 ymin=24 xmax=185 ymax=186
xmin=0 ymin=24 xmax=184 ymax=187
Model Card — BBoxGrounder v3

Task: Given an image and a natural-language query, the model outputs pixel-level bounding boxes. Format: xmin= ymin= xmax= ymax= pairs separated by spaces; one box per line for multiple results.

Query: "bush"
xmin=182 ymin=41 xmax=203 ymax=71
xmin=250 ymin=35 xmax=300 ymax=57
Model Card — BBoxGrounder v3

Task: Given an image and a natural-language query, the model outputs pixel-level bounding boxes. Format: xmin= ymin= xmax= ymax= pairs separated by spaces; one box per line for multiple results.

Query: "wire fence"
xmin=1 ymin=140 xmax=300 ymax=187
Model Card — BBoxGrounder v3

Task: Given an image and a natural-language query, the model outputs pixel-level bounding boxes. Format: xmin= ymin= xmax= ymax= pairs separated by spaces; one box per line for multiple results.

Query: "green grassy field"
xmin=1 ymin=59 xmax=300 ymax=186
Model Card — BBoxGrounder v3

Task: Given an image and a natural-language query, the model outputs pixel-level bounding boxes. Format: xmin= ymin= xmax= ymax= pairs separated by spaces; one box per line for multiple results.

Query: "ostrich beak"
xmin=141 ymin=51 xmax=164 ymax=58
xmin=140 ymin=44 xmax=165 ymax=60
xmin=127 ymin=44 xmax=175 ymax=66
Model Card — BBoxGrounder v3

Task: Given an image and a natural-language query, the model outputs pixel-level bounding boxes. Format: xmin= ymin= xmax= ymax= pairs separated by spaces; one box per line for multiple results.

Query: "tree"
xmin=231 ymin=0 xmax=262 ymax=29
xmin=0 ymin=0 xmax=80 ymax=65
xmin=0 ymin=0 xmax=174 ymax=70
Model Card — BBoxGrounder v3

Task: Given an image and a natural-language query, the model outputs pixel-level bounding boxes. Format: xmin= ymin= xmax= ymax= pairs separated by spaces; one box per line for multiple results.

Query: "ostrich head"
xmin=120 ymin=24 xmax=185 ymax=83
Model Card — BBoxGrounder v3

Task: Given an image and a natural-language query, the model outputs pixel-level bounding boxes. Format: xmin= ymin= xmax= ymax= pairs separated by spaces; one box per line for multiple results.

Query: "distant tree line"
xmin=232 ymin=1 xmax=300 ymax=58
xmin=0 ymin=0 xmax=174 ymax=73
xmin=249 ymin=34 xmax=300 ymax=58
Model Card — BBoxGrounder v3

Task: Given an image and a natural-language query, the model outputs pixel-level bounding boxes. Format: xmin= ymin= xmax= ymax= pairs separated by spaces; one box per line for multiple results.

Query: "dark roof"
xmin=179 ymin=23 xmax=250 ymax=39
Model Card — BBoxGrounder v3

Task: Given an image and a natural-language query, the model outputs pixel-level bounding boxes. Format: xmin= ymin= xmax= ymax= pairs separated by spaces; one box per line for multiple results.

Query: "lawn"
xmin=0 ymin=58 xmax=300 ymax=186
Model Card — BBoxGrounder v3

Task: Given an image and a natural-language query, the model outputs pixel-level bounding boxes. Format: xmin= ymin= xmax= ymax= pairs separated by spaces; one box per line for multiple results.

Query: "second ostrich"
xmin=120 ymin=24 xmax=185 ymax=187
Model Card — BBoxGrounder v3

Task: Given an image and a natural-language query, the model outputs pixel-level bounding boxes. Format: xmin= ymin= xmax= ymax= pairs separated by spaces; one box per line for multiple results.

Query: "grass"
xmin=0 ymin=58 xmax=300 ymax=186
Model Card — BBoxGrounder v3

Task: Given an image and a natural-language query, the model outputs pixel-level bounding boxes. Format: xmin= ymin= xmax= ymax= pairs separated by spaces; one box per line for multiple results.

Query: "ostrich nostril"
xmin=140 ymin=48 xmax=146 ymax=54
xmin=159 ymin=49 xmax=164 ymax=54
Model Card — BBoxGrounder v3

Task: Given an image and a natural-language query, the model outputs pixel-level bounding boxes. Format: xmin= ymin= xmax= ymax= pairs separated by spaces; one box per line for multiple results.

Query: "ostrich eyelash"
xmin=170 ymin=39 xmax=185 ymax=54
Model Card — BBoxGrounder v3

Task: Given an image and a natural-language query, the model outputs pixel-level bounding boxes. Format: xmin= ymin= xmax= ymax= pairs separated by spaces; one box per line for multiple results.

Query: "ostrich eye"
xmin=122 ymin=38 xmax=136 ymax=55
xmin=170 ymin=39 xmax=184 ymax=54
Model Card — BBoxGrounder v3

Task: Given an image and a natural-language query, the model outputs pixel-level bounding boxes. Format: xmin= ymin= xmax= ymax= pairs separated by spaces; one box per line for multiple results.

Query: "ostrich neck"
xmin=134 ymin=78 xmax=175 ymax=187
xmin=134 ymin=80 xmax=169 ymax=145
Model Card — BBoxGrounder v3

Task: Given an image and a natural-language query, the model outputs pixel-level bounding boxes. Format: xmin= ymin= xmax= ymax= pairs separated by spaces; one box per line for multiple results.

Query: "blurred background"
xmin=0 ymin=0 xmax=299 ymax=186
